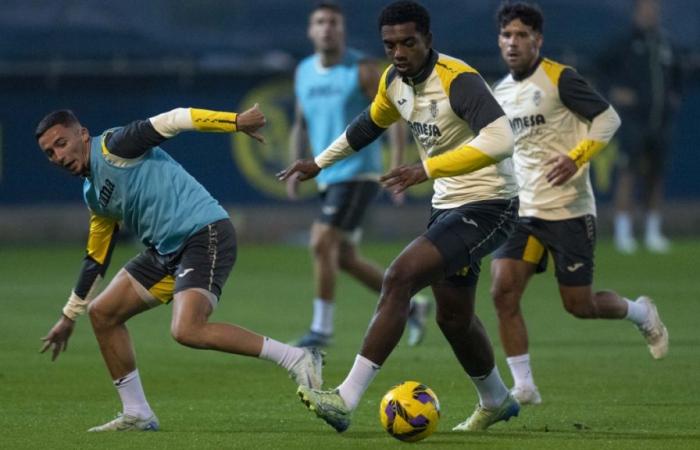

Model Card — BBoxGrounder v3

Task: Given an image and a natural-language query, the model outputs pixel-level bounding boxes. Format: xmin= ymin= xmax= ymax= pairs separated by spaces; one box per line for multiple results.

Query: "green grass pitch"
xmin=1 ymin=240 xmax=699 ymax=449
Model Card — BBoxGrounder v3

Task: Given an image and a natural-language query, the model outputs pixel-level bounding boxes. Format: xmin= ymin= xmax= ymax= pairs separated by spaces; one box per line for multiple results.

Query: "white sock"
xmin=645 ymin=211 xmax=663 ymax=238
xmin=506 ymin=354 xmax=535 ymax=389
xmin=259 ymin=337 xmax=305 ymax=371
xmin=624 ymin=298 xmax=649 ymax=326
xmin=310 ymin=298 xmax=334 ymax=335
xmin=337 ymin=354 xmax=381 ymax=410
xmin=615 ymin=212 xmax=634 ymax=240
xmin=470 ymin=367 xmax=509 ymax=409
xmin=114 ymin=369 xmax=153 ymax=419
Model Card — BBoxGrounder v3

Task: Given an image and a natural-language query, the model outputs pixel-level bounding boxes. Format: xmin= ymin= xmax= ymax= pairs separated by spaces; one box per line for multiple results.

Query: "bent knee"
xmin=491 ymin=284 xmax=523 ymax=316
xmin=337 ymin=248 xmax=357 ymax=271
xmin=382 ymin=264 xmax=416 ymax=293
xmin=170 ymin=323 xmax=204 ymax=348
xmin=88 ymin=301 xmax=117 ymax=328
xmin=436 ymin=310 xmax=474 ymax=332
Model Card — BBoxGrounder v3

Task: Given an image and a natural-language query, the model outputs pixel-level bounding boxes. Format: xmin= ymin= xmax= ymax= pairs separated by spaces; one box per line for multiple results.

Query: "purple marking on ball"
xmin=409 ymin=415 xmax=429 ymax=427
xmin=415 ymin=392 xmax=433 ymax=404
xmin=385 ymin=402 xmax=396 ymax=421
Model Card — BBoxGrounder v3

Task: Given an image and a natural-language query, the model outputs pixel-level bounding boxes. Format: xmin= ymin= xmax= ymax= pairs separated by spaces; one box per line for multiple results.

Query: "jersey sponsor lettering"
xmin=98 ymin=178 xmax=115 ymax=209
xmin=509 ymin=114 xmax=546 ymax=134
xmin=407 ymin=121 xmax=442 ymax=137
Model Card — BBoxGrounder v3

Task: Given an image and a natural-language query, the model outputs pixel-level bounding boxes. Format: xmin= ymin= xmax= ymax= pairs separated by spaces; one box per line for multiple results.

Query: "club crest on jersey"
xmin=429 ymin=100 xmax=439 ymax=119
xmin=532 ymin=90 xmax=542 ymax=106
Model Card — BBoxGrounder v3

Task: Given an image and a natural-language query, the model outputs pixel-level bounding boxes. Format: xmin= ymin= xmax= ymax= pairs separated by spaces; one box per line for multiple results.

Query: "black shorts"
xmin=317 ymin=180 xmax=380 ymax=232
xmin=125 ymin=219 xmax=237 ymax=304
xmin=492 ymin=215 xmax=596 ymax=286
xmin=424 ymin=198 xmax=518 ymax=287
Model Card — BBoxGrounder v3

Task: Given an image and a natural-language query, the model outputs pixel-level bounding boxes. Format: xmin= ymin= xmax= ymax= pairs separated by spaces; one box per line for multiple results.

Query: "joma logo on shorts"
xmin=98 ymin=179 xmax=115 ymax=208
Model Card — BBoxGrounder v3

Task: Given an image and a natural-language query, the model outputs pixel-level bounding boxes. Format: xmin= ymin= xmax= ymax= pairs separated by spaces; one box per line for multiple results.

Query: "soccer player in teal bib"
xmin=287 ymin=2 xmax=430 ymax=349
xmin=37 ymin=105 xmax=324 ymax=432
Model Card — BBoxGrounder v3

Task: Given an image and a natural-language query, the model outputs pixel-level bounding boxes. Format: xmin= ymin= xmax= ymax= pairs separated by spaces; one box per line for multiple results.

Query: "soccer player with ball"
xmin=279 ymin=0 xmax=521 ymax=433
xmin=36 ymin=105 xmax=324 ymax=431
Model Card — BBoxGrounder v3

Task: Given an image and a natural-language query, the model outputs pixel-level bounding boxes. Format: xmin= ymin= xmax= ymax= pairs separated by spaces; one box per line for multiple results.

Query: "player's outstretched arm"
xmin=40 ymin=214 xmax=118 ymax=361
xmin=148 ymin=104 xmax=266 ymax=142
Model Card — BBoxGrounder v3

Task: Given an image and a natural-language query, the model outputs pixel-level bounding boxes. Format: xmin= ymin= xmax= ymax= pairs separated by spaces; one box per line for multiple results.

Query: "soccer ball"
xmin=379 ymin=381 xmax=440 ymax=442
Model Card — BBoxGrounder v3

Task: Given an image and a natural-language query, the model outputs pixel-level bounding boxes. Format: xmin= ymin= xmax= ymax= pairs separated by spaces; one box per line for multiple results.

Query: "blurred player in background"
xmin=280 ymin=0 xmax=521 ymax=433
xmin=603 ymin=0 xmax=682 ymax=254
xmin=490 ymin=1 xmax=669 ymax=405
xmin=287 ymin=1 xmax=430 ymax=348
xmin=37 ymin=105 xmax=323 ymax=431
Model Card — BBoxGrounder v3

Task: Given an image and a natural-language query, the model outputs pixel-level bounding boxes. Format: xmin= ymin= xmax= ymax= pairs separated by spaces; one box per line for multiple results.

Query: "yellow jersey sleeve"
xmin=369 ymin=66 xmax=401 ymax=128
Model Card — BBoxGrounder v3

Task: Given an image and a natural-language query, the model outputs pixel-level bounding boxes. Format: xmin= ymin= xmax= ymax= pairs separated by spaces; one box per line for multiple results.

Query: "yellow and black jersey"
xmin=346 ymin=50 xmax=517 ymax=209
xmin=493 ymin=57 xmax=618 ymax=220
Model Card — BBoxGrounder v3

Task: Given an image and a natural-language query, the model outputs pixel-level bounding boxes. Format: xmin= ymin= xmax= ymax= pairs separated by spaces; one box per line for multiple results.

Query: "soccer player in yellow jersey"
xmin=280 ymin=0 xmax=521 ymax=433
xmin=489 ymin=2 xmax=669 ymax=406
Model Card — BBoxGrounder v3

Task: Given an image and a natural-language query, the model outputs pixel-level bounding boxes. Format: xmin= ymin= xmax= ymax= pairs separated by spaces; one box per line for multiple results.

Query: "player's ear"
xmin=80 ymin=126 xmax=89 ymax=142
xmin=424 ymin=31 xmax=433 ymax=49
xmin=535 ymin=32 xmax=544 ymax=50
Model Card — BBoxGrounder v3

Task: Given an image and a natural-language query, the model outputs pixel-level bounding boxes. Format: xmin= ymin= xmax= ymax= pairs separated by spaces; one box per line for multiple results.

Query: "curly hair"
xmin=496 ymin=1 xmax=544 ymax=33
xmin=378 ymin=1 xmax=430 ymax=35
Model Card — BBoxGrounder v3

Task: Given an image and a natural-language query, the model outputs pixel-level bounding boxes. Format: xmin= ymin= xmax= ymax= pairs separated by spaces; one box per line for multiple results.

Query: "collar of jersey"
xmin=401 ymin=49 xmax=438 ymax=85
xmin=511 ymin=56 xmax=543 ymax=82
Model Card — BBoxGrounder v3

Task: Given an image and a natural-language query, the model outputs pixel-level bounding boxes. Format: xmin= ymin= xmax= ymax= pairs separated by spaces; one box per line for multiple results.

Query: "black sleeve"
xmin=346 ymin=108 xmax=386 ymax=151
xmin=559 ymin=68 xmax=610 ymax=121
xmin=104 ymin=120 xmax=168 ymax=158
xmin=74 ymin=225 xmax=119 ymax=299
xmin=449 ymin=72 xmax=505 ymax=134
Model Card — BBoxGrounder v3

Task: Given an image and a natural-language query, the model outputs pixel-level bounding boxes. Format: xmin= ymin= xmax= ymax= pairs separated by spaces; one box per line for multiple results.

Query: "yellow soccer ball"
xmin=379 ymin=381 xmax=440 ymax=442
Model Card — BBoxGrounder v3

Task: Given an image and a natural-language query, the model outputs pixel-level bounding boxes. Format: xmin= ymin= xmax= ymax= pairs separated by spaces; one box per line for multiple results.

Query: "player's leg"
xmin=170 ymin=219 xmax=324 ymax=388
xmin=550 ymin=216 xmax=668 ymax=358
xmin=87 ymin=267 xmax=160 ymax=431
xmin=431 ymin=279 xmax=519 ymax=431
xmin=642 ymin=134 xmax=670 ymax=253
xmin=337 ymin=238 xmax=382 ymax=292
xmin=489 ymin=219 xmax=546 ymax=404
xmin=332 ymin=180 xmax=383 ymax=293
xmin=297 ymin=198 xmax=519 ymax=432
xmin=490 ymin=258 xmax=539 ymax=404
xmin=298 ymin=235 xmax=444 ymax=432
xmin=295 ymin=182 xmax=368 ymax=346
xmin=295 ymin=221 xmax=343 ymax=346
xmin=613 ymin=128 xmax=642 ymax=254
xmin=338 ymin=238 xmax=431 ymax=347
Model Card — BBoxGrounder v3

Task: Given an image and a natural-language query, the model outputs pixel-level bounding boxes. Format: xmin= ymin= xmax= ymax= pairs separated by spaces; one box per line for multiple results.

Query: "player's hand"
xmin=380 ymin=163 xmax=428 ymax=195
xmin=40 ymin=315 xmax=75 ymax=362
xmin=276 ymin=159 xmax=321 ymax=182
xmin=286 ymin=174 xmax=301 ymax=200
xmin=237 ymin=103 xmax=266 ymax=143
xmin=545 ymin=154 xmax=578 ymax=186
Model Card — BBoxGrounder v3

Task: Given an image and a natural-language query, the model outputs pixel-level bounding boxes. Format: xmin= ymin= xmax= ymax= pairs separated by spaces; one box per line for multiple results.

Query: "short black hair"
xmin=35 ymin=110 xmax=80 ymax=140
xmin=378 ymin=1 xmax=430 ymax=35
xmin=496 ymin=1 xmax=544 ymax=33
xmin=311 ymin=1 xmax=343 ymax=16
